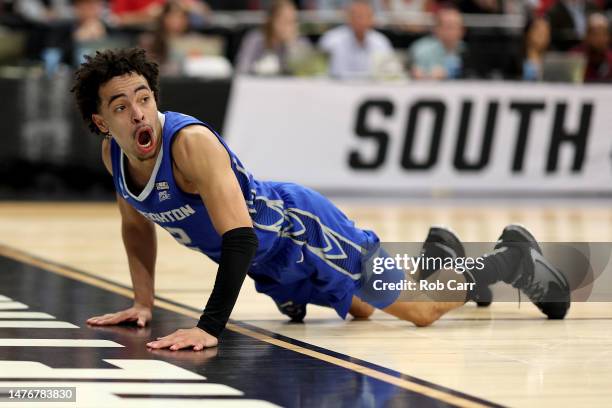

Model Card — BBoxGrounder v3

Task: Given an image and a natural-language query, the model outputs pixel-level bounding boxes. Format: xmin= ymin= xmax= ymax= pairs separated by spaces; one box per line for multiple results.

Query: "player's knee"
xmin=350 ymin=303 xmax=375 ymax=319
xmin=412 ymin=314 xmax=436 ymax=327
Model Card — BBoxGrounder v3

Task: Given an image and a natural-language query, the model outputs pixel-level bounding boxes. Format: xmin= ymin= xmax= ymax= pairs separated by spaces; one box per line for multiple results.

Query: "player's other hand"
xmin=146 ymin=327 xmax=218 ymax=351
xmin=87 ymin=303 xmax=152 ymax=327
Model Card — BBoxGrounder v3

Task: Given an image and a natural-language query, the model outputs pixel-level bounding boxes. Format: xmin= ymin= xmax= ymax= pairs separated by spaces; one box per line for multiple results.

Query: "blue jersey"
xmin=111 ymin=111 xmax=281 ymax=263
xmin=110 ymin=111 xmax=400 ymax=317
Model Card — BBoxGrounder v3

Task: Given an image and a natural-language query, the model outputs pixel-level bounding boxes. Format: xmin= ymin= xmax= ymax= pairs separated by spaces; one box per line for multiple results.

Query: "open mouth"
xmin=135 ymin=127 xmax=154 ymax=151
xmin=136 ymin=128 xmax=152 ymax=148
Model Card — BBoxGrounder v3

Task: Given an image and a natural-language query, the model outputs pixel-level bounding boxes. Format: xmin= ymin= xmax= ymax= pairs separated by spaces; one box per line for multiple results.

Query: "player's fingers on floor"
xmin=93 ymin=317 xmax=122 ymax=325
xmin=89 ymin=313 xmax=122 ymax=324
xmin=87 ymin=319 xmax=109 ymax=326
xmin=87 ymin=317 xmax=109 ymax=325
xmin=170 ymin=341 xmax=192 ymax=351
xmin=147 ymin=339 xmax=176 ymax=349
xmin=156 ymin=330 xmax=184 ymax=340
xmin=87 ymin=314 xmax=110 ymax=322
xmin=95 ymin=314 xmax=133 ymax=325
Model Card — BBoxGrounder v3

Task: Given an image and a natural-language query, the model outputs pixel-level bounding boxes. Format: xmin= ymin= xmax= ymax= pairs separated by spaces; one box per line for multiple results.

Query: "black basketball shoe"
xmin=275 ymin=300 xmax=306 ymax=323
xmin=472 ymin=285 xmax=493 ymax=307
xmin=495 ymin=224 xmax=571 ymax=319
xmin=420 ymin=226 xmax=465 ymax=279
xmin=421 ymin=226 xmax=493 ymax=306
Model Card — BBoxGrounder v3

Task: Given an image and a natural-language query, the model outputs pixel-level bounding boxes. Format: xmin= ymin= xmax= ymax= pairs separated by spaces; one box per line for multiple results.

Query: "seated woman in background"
xmin=73 ymin=0 xmax=107 ymax=43
xmin=521 ymin=16 xmax=551 ymax=81
xmin=140 ymin=0 xmax=225 ymax=77
xmin=235 ymin=0 xmax=313 ymax=76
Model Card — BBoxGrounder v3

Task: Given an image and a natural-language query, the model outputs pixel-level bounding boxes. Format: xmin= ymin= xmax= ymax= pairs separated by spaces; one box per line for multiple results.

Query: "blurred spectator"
xmin=547 ymin=0 xmax=599 ymax=50
xmin=374 ymin=0 xmax=436 ymax=33
xmin=14 ymin=0 xmax=74 ymax=69
xmin=318 ymin=0 xmax=394 ymax=79
xmin=301 ymin=0 xmax=349 ymax=10
xmin=14 ymin=0 xmax=73 ymax=23
xmin=140 ymin=0 xmax=228 ymax=76
xmin=457 ymin=0 xmax=504 ymax=14
xmin=73 ymin=0 xmax=108 ymax=43
xmin=571 ymin=12 xmax=612 ymax=82
xmin=72 ymin=0 xmax=123 ymax=66
xmin=306 ymin=0 xmax=433 ymax=13
xmin=532 ymin=0 xmax=556 ymax=15
xmin=205 ymin=0 xmax=251 ymax=10
xmin=183 ymin=0 xmax=212 ymax=28
xmin=408 ymin=7 xmax=466 ymax=80
xmin=110 ymin=0 xmax=165 ymax=27
xmin=378 ymin=0 xmax=432 ymax=13
xmin=235 ymin=0 xmax=312 ymax=75
xmin=521 ymin=16 xmax=551 ymax=80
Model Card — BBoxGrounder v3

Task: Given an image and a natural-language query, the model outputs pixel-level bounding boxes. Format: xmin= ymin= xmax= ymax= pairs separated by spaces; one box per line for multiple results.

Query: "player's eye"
xmin=114 ymin=105 xmax=125 ymax=113
xmin=142 ymin=96 xmax=150 ymax=103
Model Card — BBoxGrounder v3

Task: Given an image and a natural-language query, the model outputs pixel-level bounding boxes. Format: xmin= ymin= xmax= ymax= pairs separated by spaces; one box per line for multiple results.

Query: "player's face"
xmin=92 ymin=73 xmax=160 ymax=162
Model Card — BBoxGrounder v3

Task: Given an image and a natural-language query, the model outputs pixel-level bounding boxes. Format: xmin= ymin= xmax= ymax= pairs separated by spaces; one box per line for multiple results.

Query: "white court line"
xmin=0 ymin=295 xmax=11 ymax=301
xmin=0 ymin=339 xmax=123 ymax=347
xmin=0 ymin=381 xmax=242 ymax=396
xmin=0 ymin=321 xmax=78 ymax=329
xmin=0 ymin=360 xmax=201 ymax=380
xmin=0 ymin=312 xmax=55 ymax=319
xmin=0 ymin=381 xmax=277 ymax=408
xmin=0 ymin=302 xmax=27 ymax=310
xmin=0 ymin=399 xmax=276 ymax=408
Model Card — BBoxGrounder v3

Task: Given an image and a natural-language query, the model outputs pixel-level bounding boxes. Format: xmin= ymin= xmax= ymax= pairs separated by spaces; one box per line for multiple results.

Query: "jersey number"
xmin=164 ymin=227 xmax=192 ymax=246
xmin=164 ymin=227 xmax=204 ymax=254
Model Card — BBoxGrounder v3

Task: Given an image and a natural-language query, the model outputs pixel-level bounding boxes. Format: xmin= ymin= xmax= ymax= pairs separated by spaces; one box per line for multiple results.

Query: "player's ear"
xmin=92 ymin=113 xmax=108 ymax=134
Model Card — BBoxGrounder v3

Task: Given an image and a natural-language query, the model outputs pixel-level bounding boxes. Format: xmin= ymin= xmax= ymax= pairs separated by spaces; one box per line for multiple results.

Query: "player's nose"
xmin=131 ymin=104 xmax=145 ymax=123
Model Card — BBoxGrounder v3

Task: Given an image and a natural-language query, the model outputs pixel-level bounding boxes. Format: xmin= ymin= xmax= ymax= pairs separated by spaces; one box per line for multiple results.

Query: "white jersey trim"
xmin=120 ymin=112 xmax=166 ymax=202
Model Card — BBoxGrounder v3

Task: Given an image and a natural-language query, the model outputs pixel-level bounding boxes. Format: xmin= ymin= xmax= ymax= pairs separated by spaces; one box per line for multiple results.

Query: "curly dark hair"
xmin=72 ymin=48 xmax=160 ymax=135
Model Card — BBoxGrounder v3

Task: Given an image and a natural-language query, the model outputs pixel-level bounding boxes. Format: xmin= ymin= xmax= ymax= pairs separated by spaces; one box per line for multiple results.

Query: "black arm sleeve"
xmin=197 ymin=227 xmax=258 ymax=338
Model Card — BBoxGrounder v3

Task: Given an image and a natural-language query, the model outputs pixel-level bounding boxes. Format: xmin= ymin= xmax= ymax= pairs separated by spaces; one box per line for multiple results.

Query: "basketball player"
xmin=73 ymin=48 xmax=570 ymax=351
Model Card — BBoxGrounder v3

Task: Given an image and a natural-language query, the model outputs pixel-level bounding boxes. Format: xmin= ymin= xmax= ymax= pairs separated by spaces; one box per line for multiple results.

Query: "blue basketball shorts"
xmin=247 ymin=182 xmax=404 ymax=318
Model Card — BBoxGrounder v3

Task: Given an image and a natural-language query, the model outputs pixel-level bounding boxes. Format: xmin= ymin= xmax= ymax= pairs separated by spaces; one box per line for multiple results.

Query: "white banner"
xmin=224 ymin=77 xmax=612 ymax=194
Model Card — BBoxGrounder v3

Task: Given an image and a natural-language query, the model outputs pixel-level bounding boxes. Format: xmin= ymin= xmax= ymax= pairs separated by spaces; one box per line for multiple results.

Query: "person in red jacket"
xmin=110 ymin=0 xmax=166 ymax=26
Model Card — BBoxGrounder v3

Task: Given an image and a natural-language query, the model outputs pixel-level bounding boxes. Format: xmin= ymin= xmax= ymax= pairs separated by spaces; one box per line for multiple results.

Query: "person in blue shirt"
xmin=73 ymin=48 xmax=570 ymax=351
xmin=409 ymin=7 xmax=466 ymax=80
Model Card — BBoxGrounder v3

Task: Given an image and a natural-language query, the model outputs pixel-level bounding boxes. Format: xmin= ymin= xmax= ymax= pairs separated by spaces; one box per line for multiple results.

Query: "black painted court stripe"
xmin=0 ymin=243 xmax=503 ymax=408
xmin=0 ymin=379 xmax=218 ymax=383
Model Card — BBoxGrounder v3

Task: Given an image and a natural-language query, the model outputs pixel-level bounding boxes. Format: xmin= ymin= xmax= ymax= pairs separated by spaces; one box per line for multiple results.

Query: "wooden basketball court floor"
xmin=0 ymin=200 xmax=611 ymax=407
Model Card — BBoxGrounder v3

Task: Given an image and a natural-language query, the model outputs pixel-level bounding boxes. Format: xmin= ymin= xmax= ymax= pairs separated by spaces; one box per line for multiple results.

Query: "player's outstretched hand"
xmin=146 ymin=327 xmax=218 ymax=351
xmin=87 ymin=304 xmax=152 ymax=327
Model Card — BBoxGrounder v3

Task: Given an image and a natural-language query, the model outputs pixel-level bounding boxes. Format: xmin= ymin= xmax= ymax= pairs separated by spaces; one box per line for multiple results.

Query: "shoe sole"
xmin=427 ymin=226 xmax=466 ymax=258
xmin=501 ymin=224 xmax=570 ymax=319
xmin=496 ymin=224 xmax=542 ymax=254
